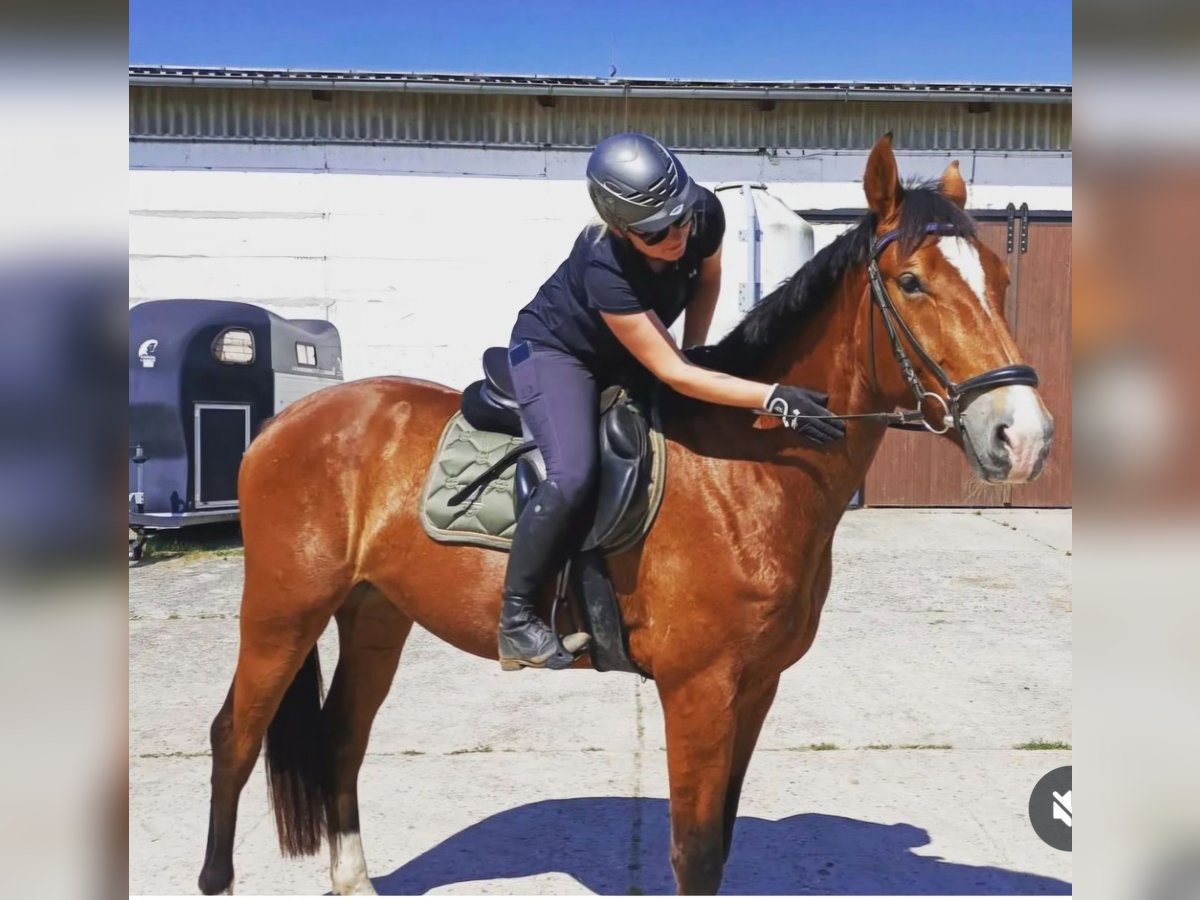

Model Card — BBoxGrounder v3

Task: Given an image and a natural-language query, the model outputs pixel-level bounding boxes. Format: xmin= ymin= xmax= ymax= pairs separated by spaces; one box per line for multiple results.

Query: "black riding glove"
xmin=763 ymin=384 xmax=847 ymax=443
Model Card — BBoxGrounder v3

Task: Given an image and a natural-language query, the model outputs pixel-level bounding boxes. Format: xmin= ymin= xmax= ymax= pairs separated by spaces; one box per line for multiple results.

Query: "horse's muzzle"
xmin=962 ymin=385 xmax=1055 ymax=483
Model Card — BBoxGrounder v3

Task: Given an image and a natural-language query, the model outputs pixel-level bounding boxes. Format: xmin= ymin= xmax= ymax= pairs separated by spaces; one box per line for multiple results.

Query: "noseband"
xmin=864 ymin=222 xmax=1038 ymax=433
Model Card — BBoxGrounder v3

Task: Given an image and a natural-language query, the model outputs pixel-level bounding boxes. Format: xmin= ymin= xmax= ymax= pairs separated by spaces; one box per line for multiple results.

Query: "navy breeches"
xmin=507 ymin=339 xmax=600 ymax=513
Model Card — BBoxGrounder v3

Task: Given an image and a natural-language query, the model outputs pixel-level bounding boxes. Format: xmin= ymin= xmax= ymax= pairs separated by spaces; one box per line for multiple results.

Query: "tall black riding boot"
xmin=498 ymin=479 xmax=590 ymax=671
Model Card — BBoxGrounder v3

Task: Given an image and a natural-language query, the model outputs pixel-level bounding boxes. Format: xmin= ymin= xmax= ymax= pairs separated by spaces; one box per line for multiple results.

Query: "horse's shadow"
xmin=373 ymin=797 xmax=1070 ymax=895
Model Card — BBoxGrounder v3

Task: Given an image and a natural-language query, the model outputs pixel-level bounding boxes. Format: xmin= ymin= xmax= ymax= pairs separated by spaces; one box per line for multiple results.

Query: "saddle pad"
xmin=419 ymin=412 xmax=528 ymax=550
xmin=419 ymin=402 xmax=667 ymax=556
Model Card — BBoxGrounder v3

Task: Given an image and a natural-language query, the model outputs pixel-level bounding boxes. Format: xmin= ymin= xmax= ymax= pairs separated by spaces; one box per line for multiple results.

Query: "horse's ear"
xmin=940 ymin=160 xmax=968 ymax=209
xmin=864 ymin=133 xmax=902 ymax=220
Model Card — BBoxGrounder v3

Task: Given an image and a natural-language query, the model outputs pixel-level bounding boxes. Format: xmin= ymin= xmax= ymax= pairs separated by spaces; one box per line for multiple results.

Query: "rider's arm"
xmin=681 ymin=245 xmax=722 ymax=350
xmin=600 ymin=309 xmax=770 ymax=410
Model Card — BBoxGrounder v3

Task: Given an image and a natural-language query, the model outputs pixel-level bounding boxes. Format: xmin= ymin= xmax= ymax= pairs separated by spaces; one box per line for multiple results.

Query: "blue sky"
xmin=129 ymin=0 xmax=1072 ymax=84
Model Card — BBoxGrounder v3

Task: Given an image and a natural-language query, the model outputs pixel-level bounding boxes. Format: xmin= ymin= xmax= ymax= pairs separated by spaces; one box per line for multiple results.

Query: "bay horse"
xmin=198 ymin=134 xmax=1054 ymax=895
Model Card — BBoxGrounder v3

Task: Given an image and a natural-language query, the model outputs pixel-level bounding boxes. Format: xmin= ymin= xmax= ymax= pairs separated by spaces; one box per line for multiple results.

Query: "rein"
xmin=760 ymin=222 xmax=1039 ymax=434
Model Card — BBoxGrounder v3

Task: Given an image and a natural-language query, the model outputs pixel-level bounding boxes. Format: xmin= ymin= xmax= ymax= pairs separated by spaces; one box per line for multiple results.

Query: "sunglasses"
xmin=630 ymin=206 xmax=695 ymax=246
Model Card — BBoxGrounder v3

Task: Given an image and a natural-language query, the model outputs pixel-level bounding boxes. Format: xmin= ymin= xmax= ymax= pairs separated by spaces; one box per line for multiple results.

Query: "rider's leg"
xmin=498 ymin=340 xmax=599 ymax=670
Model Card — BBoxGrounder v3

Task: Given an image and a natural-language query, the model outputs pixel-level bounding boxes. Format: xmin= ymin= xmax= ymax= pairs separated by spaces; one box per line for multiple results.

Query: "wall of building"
xmin=130 ymin=142 xmax=1071 ymax=389
xmin=130 ymin=85 xmax=1073 ymax=153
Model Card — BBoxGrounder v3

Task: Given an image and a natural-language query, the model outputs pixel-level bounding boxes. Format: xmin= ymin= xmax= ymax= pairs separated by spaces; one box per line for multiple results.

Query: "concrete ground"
xmin=130 ymin=508 xmax=1072 ymax=896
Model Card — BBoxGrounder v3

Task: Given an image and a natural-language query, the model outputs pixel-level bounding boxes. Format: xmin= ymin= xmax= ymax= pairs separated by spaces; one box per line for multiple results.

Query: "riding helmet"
xmin=586 ymin=132 xmax=698 ymax=233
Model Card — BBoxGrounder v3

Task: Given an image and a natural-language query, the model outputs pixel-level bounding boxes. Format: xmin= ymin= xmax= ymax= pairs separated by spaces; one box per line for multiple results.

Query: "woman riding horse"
xmin=198 ymin=134 xmax=1054 ymax=896
xmin=499 ymin=132 xmax=846 ymax=670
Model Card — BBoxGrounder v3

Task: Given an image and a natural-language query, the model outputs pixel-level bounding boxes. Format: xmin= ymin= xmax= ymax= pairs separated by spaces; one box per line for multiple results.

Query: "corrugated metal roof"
xmin=129 ymin=65 xmax=1071 ymax=103
xmin=130 ymin=84 xmax=1072 ymax=152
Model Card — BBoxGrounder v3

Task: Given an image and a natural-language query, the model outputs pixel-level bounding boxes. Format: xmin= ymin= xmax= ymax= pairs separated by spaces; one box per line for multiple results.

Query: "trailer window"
xmin=213 ymin=329 xmax=254 ymax=364
xmin=295 ymin=342 xmax=317 ymax=367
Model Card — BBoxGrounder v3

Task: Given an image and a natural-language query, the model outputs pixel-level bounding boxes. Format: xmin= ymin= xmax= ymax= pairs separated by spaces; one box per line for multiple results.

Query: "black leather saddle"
xmin=457 ymin=346 xmax=655 ymax=675
xmin=462 ymin=346 xmax=653 ymax=554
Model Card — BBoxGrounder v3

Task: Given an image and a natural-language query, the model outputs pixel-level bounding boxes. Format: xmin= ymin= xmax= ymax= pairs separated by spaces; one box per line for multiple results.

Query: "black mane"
xmin=689 ymin=180 xmax=976 ymax=378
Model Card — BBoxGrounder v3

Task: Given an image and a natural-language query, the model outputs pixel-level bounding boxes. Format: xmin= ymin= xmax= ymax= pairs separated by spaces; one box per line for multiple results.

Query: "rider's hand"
xmin=763 ymin=384 xmax=847 ymax=443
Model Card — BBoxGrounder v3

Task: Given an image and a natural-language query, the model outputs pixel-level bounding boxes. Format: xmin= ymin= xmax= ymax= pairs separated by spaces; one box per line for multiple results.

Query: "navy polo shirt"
xmin=511 ymin=185 xmax=725 ymax=380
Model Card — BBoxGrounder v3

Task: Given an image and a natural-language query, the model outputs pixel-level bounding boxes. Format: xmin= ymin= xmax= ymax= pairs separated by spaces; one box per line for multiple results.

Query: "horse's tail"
xmin=263 ymin=646 xmax=331 ymax=857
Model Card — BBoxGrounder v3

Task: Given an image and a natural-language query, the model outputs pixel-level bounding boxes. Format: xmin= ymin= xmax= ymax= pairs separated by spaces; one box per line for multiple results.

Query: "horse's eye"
xmin=897 ymin=273 xmax=923 ymax=295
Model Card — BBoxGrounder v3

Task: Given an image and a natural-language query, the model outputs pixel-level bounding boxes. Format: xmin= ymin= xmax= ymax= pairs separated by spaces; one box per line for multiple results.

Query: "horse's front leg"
xmin=722 ymin=675 xmax=779 ymax=863
xmin=658 ymin=669 xmax=740 ymax=895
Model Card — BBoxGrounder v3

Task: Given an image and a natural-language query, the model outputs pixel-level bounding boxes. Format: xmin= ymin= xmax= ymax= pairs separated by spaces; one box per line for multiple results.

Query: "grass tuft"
xmin=1015 ymin=739 xmax=1071 ymax=751
xmin=138 ymin=750 xmax=211 ymax=759
xmin=136 ymin=522 xmax=244 ymax=562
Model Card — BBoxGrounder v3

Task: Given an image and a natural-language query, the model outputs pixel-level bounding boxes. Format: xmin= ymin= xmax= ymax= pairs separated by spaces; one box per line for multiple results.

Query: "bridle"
xmin=866 ymin=222 xmax=1039 ymax=432
xmin=767 ymin=221 xmax=1040 ymax=434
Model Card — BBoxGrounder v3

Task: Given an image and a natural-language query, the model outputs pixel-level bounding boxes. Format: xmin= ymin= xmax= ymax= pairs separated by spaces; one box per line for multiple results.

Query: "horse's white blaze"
xmin=331 ymin=831 xmax=376 ymax=895
xmin=937 ymin=236 xmax=988 ymax=307
xmin=1000 ymin=385 xmax=1048 ymax=481
xmin=938 ymin=235 xmax=1020 ymax=368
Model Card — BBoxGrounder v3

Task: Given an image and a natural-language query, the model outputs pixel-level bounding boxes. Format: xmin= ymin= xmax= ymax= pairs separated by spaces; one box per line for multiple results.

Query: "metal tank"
xmin=705 ymin=182 xmax=815 ymax=344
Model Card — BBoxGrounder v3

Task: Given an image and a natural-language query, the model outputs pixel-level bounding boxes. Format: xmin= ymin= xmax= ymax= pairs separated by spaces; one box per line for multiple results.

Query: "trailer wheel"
xmin=129 ymin=527 xmax=147 ymax=563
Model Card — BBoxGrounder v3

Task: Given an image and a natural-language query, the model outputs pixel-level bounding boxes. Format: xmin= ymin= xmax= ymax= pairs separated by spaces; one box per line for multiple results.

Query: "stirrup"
xmin=499 ymin=557 xmax=591 ymax=671
xmin=498 ymin=628 xmax=590 ymax=671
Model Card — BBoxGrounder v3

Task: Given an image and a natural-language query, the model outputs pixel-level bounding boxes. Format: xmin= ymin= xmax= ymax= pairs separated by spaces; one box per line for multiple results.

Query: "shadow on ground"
xmin=373 ymin=797 xmax=1070 ymax=895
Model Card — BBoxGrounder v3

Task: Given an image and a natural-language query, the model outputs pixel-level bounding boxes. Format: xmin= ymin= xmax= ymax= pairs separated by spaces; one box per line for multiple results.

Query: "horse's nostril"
xmin=995 ymin=423 xmax=1011 ymax=449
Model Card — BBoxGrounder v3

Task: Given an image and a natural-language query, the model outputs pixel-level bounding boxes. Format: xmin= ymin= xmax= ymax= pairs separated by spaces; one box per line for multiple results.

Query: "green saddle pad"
xmin=419 ymin=400 xmax=667 ymax=555
xmin=419 ymin=413 xmax=528 ymax=551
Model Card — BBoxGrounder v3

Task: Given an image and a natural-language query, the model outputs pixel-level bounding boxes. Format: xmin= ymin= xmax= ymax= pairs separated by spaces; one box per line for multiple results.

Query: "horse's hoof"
xmin=198 ymin=868 xmax=234 ymax=895
xmin=333 ymin=879 xmax=377 ymax=896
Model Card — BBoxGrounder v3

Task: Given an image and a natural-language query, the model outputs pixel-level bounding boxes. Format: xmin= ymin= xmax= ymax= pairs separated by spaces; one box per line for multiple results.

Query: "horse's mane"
xmin=689 ymin=180 xmax=976 ymax=378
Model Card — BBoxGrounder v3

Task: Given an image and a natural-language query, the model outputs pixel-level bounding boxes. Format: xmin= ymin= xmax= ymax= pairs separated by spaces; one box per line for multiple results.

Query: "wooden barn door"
xmin=864 ymin=215 xmax=1071 ymax=508
xmin=1006 ymin=222 xmax=1072 ymax=507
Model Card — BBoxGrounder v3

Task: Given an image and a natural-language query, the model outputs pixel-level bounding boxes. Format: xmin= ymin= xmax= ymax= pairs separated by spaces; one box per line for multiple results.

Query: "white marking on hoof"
xmin=331 ymin=831 xmax=376 ymax=895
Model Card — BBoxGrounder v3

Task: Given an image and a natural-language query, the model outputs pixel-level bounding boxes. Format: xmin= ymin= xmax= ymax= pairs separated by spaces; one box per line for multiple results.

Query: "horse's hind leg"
xmin=200 ymin=684 xmax=241 ymax=895
xmin=198 ymin=579 xmax=340 ymax=896
xmin=323 ymin=583 xmax=413 ymax=896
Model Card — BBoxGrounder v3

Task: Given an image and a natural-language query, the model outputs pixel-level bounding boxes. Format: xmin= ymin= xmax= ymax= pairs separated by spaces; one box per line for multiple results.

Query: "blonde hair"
xmin=587 ymin=217 xmax=611 ymax=245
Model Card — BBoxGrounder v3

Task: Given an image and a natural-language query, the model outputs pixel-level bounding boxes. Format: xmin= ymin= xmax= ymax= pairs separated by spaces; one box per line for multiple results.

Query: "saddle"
xmin=420 ymin=347 xmax=664 ymax=675
xmin=463 ymin=347 xmax=655 ymax=552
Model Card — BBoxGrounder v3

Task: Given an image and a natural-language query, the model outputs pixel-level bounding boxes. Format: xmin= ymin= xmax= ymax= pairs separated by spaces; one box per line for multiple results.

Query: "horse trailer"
xmin=129 ymin=299 xmax=342 ymax=559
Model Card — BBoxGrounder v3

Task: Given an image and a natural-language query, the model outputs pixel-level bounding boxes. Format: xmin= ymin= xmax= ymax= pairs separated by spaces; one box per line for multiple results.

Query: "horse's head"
xmin=862 ymin=134 xmax=1055 ymax=484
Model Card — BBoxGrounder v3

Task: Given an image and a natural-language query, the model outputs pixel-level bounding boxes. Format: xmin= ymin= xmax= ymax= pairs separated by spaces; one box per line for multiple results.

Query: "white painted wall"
xmin=130 ymin=172 xmax=595 ymax=387
xmin=129 ymin=151 xmax=1071 ymax=389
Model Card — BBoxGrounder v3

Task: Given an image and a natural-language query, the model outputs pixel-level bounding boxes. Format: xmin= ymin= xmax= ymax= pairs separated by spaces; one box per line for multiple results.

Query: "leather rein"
xmin=765 ymin=222 xmax=1039 ymax=434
